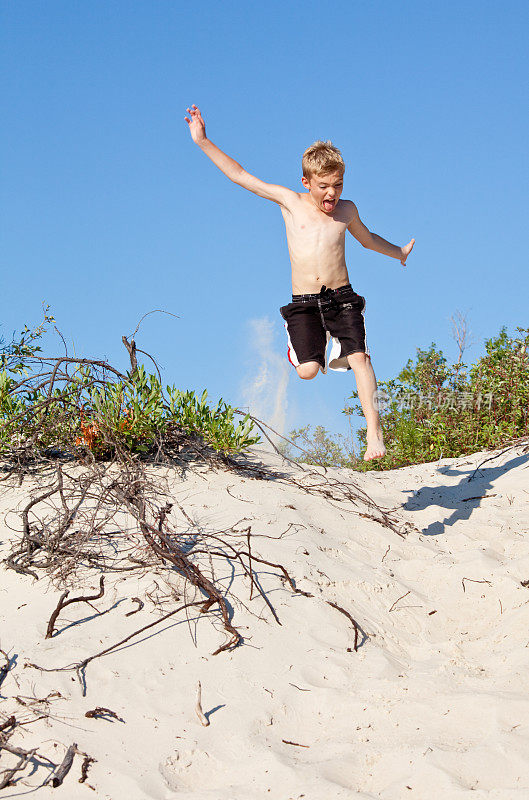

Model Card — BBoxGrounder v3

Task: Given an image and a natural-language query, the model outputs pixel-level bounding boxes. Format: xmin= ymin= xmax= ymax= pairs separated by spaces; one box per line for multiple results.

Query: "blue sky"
xmin=2 ymin=0 xmax=528 ymax=446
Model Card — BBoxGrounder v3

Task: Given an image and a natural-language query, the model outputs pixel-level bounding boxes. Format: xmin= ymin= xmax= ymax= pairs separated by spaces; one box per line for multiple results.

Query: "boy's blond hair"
xmin=302 ymin=140 xmax=345 ymax=179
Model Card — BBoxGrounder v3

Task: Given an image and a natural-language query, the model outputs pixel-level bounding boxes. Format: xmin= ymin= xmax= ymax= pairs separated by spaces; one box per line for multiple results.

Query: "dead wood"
xmin=79 ymin=753 xmax=96 ymax=783
xmin=0 ymin=739 xmax=31 ymax=757
xmin=85 ymin=707 xmax=123 ymax=721
xmin=0 ymin=744 xmax=38 ymax=790
xmin=51 ymin=743 xmax=77 ymax=787
xmin=326 ymin=601 xmax=363 ymax=652
xmin=115 ymin=482 xmax=244 ymax=654
xmin=195 ymin=681 xmax=209 ymax=726
xmin=121 ymin=336 xmax=138 ymax=374
xmin=46 ymin=576 xmax=105 ymax=639
xmin=450 ymin=310 xmax=474 ymax=364
xmin=461 ymin=577 xmax=492 ymax=592
xmin=389 ymin=590 xmax=411 ymax=612
xmin=28 ymin=600 xmax=204 ymax=696
xmin=225 ymin=486 xmax=253 ymax=502
xmin=281 ymin=739 xmax=309 ymax=748
xmin=125 ymin=597 xmax=144 ymax=616
xmin=4 ymin=557 xmax=39 ymax=580
xmin=0 ymin=649 xmax=11 ymax=690
xmin=246 ymin=526 xmax=255 ymax=600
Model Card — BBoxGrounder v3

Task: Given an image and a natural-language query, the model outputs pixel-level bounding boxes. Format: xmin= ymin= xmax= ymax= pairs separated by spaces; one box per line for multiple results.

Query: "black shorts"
xmin=279 ymin=283 xmax=369 ymax=373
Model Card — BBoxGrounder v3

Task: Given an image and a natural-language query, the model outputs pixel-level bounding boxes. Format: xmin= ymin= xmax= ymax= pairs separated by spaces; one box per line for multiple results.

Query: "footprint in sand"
xmin=160 ymin=747 xmax=223 ymax=791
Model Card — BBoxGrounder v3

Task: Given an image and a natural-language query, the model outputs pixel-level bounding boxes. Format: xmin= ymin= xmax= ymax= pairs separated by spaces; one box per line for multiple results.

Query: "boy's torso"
xmin=280 ymin=195 xmax=354 ymax=294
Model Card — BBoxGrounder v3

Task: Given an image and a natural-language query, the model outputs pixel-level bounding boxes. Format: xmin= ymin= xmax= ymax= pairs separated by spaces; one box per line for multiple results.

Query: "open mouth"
xmin=323 ymin=200 xmax=335 ymax=211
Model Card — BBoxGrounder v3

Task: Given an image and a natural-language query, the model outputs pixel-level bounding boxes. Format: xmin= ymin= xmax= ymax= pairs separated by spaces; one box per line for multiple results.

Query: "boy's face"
xmin=302 ymin=170 xmax=344 ymax=214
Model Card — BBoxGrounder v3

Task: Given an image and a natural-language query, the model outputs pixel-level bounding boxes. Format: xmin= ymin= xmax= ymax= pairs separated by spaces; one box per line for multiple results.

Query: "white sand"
xmin=1 ymin=442 xmax=528 ymax=799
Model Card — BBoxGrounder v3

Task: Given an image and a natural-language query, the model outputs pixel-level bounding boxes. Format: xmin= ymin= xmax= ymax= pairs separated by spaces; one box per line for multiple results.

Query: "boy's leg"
xmin=280 ymin=300 xmax=326 ymax=380
xmin=346 ymin=352 xmax=386 ymax=461
xmin=319 ymin=288 xmax=385 ymax=461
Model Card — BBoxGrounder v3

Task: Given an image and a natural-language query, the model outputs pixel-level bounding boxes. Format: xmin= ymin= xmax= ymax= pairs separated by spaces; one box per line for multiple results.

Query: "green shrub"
xmin=345 ymin=326 xmax=529 ymax=470
xmin=0 ymin=315 xmax=259 ymax=461
xmin=282 ymin=326 xmax=529 ymax=471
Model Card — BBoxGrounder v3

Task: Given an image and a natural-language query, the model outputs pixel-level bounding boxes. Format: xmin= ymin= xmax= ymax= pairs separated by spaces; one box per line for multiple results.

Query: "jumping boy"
xmin=184 ymin=105 xmax=415 ymax=461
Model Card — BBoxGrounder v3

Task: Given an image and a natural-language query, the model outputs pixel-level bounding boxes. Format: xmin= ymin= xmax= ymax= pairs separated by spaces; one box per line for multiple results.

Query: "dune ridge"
xmin=1 ymin=441 xmax=528 ymax=799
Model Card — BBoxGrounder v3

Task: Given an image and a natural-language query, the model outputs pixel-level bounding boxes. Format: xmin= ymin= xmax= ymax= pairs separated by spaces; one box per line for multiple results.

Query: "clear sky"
xmin=2 ymin=0 xmax=528 ymax=445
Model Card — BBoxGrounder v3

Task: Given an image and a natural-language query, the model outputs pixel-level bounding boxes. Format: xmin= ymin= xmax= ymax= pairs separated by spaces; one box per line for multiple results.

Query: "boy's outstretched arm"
xmin=185 ymin=105 xmax=293 ymax=207
xmin=346 ymin=201 xmax=415 ymax=266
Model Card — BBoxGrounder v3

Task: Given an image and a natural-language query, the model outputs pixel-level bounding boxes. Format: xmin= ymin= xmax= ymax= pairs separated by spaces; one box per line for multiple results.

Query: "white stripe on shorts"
xmin=283 ymin=321 xmax=300 ymax=367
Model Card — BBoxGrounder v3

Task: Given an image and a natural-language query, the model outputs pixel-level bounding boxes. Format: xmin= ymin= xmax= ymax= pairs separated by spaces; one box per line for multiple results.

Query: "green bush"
xmin=346 ymin=326 xmax=529 ymax=470
xmin=282 ymin=326 xmax=529 ymax=471
xmin=0 ymin=314 xmax=259 ymax=461
xmin=78 ymin=369 xmax=259 ymax=457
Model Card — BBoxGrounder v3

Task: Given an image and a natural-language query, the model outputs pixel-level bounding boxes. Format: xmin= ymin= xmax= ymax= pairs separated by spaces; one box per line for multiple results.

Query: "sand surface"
xmin=1 ymin=442 xmax=528 ymax=799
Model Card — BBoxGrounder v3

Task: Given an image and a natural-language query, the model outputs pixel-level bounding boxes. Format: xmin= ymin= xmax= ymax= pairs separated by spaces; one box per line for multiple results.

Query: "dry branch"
xmin=389 ymin=590 xmax=411 ymax=612
xmin=28 ymin=601 xmax=204 ymax=696
xmin=51 ymin=743 xmax=77 ymax=787
xmin=85 ymin=707 xmax=123 ymax=722
xmin=195 ymin=681 xmax=209 ymax=727
xmin=0 ymin=716 xmax=16 ymax=733
xmin=116 ymin=481 xmax=244 ymax=654
xmin=79 ymin=753 xmax=96 ymax=784
xmin=46 ymin=576 xmax=105 ymax=638
xmin=0 ymin=649 xmax=11 ymax=690
xmin=326 ymin=601 xmax=362 ymax=652
xmin=0 ymin=745 xmax=37 ymax=790
xmin=125 ymin=597 xmax=144 ymax=616
xmin=121 ymin=336 xmax=138 ymax=374
xmin=461 ymin=577 xmax=492 ymax=592
xmin=282 ymin=739 xmax=309 ymax=748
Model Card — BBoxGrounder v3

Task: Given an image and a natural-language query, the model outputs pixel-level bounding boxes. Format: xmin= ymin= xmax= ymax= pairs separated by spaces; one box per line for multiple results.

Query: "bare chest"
xmin=281 ymin=206 xmax=347 ymax=250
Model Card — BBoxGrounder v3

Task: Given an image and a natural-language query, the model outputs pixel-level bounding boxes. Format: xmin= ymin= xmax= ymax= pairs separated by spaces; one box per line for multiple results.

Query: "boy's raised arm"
xmin=185 ymin=105 xmax=293 ymax=207
xmin=346 ymin=201 xmax=415 ymax=266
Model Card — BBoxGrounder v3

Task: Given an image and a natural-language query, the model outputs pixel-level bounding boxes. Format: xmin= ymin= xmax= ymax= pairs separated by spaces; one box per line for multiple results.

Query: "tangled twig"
xmin=46 ymin=576 xmax=105 ymax=639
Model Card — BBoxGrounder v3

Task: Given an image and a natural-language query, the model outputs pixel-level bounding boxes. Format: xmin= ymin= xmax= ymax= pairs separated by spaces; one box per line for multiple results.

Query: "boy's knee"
xmin=347 ymin=351 xmax=371 ymax=370
xmin=296 ymin=362 xmax=320 ymax=380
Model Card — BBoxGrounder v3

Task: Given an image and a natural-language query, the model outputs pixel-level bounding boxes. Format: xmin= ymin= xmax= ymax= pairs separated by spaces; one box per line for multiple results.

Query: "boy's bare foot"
xmin=364 ymin=428 xmax=386 ymax=461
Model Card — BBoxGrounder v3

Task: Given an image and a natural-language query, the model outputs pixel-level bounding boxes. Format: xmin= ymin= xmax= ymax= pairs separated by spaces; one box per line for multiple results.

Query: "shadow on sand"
xmin=401 ymin=449 xmax=529 ymax=536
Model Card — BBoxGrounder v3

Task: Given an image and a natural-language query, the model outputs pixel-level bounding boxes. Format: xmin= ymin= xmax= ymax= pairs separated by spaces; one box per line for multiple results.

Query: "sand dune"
xmin=1 ymin=442 xmax=528 ymax=799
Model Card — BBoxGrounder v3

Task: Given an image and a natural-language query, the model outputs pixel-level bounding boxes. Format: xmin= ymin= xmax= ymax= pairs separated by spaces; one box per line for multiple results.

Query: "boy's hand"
xmin=184 ymin=104 xmax=207 ymax=145
xmin=400 ymin=238 xmax=415 ymax=266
